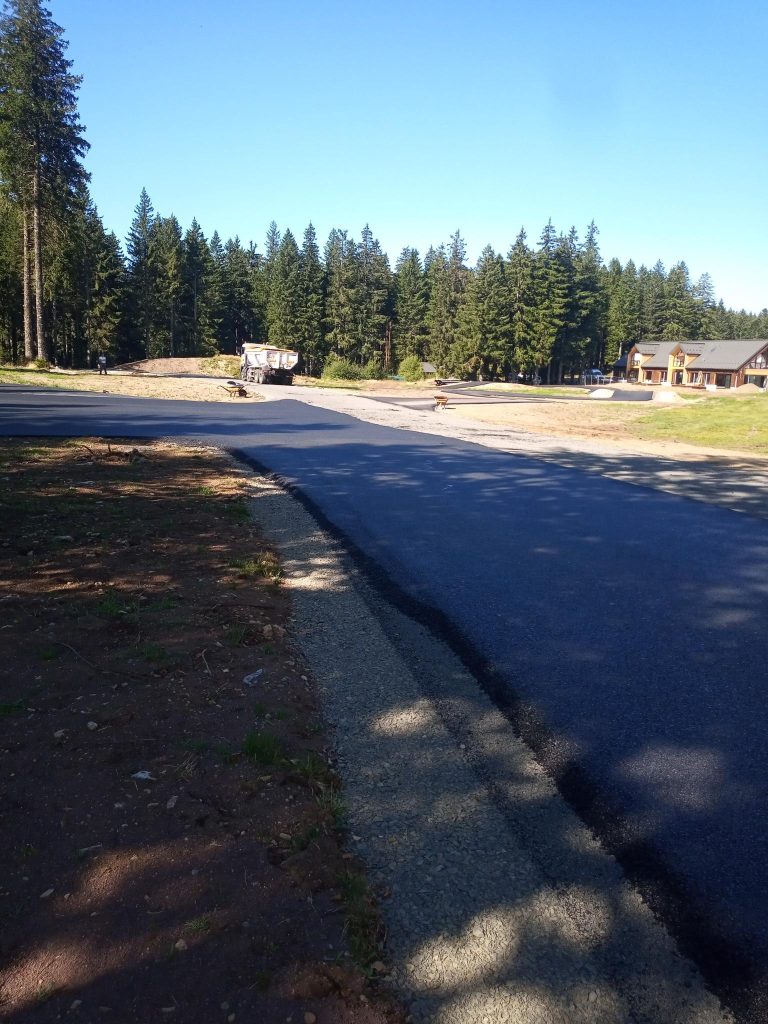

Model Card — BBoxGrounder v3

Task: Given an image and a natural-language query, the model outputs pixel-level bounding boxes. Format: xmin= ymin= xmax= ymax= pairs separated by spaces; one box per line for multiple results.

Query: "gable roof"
xmin=679 ymin=342 xmax=705 ymax=355
xmin=642 ymin=341 xmax=679 ymax=369
xmin=688 ymin=339 xmax=768 ymax=371
xmin=634 ymin=341 xmax=660 ymax=355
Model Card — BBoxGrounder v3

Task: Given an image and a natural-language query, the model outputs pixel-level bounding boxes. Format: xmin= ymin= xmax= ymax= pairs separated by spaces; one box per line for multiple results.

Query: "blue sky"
xmin=55 ymin=0 xmax=767 ymax=312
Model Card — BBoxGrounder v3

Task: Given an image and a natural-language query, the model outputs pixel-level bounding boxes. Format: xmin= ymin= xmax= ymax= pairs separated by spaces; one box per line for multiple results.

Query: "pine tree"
xmin=266 ymin=228 xmax=301 ymax=348
xmin=296 ymin=222 xmax=325 ymax=375
xmin=532 ymin=220 xmax=568 ymax=380
xmin=148 ymin=214 xmax=183 ymax=356
xmin=0 ymin=0 xmax=89 ymax=360
xmin=393 ymin=248 xmax=427 ymax=361
xmin=125 ymin=188 xmax=156 ymax=358
xmin=455 ymin=245 xmax=510 ymax=378
xmin=506 ymin=229 xmax=536 ymax=374
xmin=425 ymin=245 xmax=451 ymax=370
xmin=663 ymin=261 xmax=696 ymax=340
xmin=324 ymin=229 xmax=359 ymax=360
xmin=355 ymin=224 xmax=391 ymax=367
xmin=180 ymin=218 xmax=215 ymax=354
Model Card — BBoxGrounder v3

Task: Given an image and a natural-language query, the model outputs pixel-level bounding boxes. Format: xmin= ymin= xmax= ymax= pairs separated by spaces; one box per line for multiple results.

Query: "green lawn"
xmin=0 ymin=367 xmax=80 ymax=388
xmin=637 ymin=394 xmax=768 ymax=452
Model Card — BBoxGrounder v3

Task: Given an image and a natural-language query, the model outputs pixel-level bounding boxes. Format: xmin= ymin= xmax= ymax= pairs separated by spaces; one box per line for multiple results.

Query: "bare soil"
xmin=0 ymin=440 xmax=403 ymax=1024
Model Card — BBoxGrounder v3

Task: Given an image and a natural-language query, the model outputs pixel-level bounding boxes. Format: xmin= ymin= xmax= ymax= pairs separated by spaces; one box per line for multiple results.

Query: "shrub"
xmin=398 ymin=355 xmax=424 ymax=382
xmin=33 ymin=358 xmax=49 ymax=370
xmin=362 ymin=360 xmax=385 ymax=380
xmin=322 ymin=358 xmax=364 ymax=381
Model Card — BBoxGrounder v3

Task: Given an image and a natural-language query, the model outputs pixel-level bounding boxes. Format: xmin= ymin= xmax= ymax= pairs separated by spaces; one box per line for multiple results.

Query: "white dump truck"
xmin=239 ymin=343 xmax=299 ymax=385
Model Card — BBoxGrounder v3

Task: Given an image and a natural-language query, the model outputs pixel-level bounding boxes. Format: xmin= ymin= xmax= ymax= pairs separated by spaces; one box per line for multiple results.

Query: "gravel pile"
xmin=246 ymin=471 xmax=732 ymax=1024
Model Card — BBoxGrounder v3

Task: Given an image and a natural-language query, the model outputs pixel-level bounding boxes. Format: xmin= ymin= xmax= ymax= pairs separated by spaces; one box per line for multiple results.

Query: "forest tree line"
xmin=1 ymin=1 xmax=766 ymax=381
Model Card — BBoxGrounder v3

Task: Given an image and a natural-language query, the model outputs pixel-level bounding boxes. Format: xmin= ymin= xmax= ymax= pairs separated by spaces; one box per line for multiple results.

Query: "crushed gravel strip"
xmin=245 ymin=470 xmax=732 ymax=1024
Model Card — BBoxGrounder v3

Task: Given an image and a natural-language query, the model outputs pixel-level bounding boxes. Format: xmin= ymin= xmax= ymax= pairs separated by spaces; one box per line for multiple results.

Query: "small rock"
xmin=372 ymin=960 xmax=387 ymax=974
xmin=262 ymin=625 xmax=273 ymax=639
xmin=174 ymin=939 xmax=188 ymax=952
xmin=304 ymin=1014 xmax=316 ymax=1024
xmin=166 ymin=795 xmax=178 ymax=810
xmin=87 ymin=721 xmax=98 ymax=731
xmin=228 ymin=1016 xmax=236 ymax=1023
xmin=589 ymin=991 xmax=598 ymax=1003
xmin=40 ymin=888 xmax=54 ymax=899
xmin=243 ymin=669 xmax=264 ymax=687
xmin=131 ymin=770 xmax=155 ymax=781
xmin=69 ymin=999 xmax=82 ymax=1010
xmin=54 ymin=729 xmax=66 ymax=739
xmin=220 ymin=1003 xmax=229 ymax=1011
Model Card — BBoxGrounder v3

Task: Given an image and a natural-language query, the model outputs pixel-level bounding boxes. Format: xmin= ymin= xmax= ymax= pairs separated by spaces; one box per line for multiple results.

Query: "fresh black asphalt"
xmin=1 ymin=385 xmax=766 ymax=1019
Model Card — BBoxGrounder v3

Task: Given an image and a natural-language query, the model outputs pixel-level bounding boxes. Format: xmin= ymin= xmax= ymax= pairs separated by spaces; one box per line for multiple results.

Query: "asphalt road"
xmin=2 ymin=384 xmax=767 ymax=1019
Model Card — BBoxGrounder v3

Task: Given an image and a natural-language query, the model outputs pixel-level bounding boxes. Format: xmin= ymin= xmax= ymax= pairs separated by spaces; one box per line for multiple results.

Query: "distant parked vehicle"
xmin=239 ymin=343 xmax=299 ymax=385
xmin=582 ymin=368 xmax=613 ymax=385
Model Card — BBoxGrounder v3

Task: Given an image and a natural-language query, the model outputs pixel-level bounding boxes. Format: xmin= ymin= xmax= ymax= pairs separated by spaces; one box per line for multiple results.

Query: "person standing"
xmin=97 ymin=354 xmax=107 ymax=375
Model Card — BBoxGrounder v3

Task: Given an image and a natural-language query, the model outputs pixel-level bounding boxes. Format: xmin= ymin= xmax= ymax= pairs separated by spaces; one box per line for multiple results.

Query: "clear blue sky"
xmin=55 ymin=0 xmax=767 ymax=313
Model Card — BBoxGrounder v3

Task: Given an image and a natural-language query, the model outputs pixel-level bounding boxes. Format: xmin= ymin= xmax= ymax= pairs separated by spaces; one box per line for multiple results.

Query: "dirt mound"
xmin=117 ymin=357 xmax=208 ymax=374
xmin=735 ymin=382 xmax=763 ymax=393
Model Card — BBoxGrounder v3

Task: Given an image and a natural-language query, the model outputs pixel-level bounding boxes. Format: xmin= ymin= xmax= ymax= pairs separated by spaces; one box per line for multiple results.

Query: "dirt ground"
xmin=0 ymin=439 xmax=403 ymax=1024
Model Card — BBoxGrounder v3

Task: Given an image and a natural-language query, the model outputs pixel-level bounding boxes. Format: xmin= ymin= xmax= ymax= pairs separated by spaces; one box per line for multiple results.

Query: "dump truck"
xmin=239 ymin=343 xmax=299 ymax=385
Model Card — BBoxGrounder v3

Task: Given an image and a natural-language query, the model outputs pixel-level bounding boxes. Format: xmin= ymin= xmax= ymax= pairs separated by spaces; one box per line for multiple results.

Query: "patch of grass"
xmin=636 ymin=393 xmax=768 ymax=452
xmin=338 ymin=869 xmax=381 ymax=968
xmin=185 ymin=914 xmax=212 ymax=934
xmin=131 ymin=641 xmax=174 ymax=665
xmin=0 ymin=700 xmax=24 ymax=716
xmin=290 ymin=823 xmax=322 ymax=852
xmin=229 ymin=553 xmax=283 ymax=584
xmin=195 ymin=485 xmax=215 ymax=497
xmin=293 ymin=751 xmax=333 ymax=786
xmin=253 ymin=969 xmax=271 ymax=992
xmin=37 ymin=644 xmax=61 ymax=662
xmin=223 ymin=623 xmax=250 ymax=647
xmin=97 ymin=593 xmax=139 ymax=621
xmin=242 ymin=730 xmax=283 ymax=765
xmin=252 ymin=702 xmax=268 ymax=719
xmin=317 ymin=788 xmax=346 ymax=829
xmin=223 ymin=499 xmax=251 ymax=522
xmin=200 ymin=354 xmax=240 ymax=377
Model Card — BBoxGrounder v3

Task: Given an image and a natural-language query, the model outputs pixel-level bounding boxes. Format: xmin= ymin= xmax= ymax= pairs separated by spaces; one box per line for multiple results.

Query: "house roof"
xmin=688 ymin=339 xmax=768 ymax=371
xmin=679 ymin=342 xmax=705 ymax=355
xmin=642 ymin=341 xmax=679 ymax=369
xmin=634 ymin=342 xmax=660 ymax=355
xmin=613 ymin=355 xmax=628 ymax=368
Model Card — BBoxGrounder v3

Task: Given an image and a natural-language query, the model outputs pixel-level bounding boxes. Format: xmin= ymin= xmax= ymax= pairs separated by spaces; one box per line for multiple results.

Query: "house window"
xmin=660 ymin=371 xmax=667 ymax=382
xmin=644 ymin=370 xmax=652 ymax=381
xmin=673 ymin=371 xmax=683 ymax=384
xmin=748 ymin=350 xmax=768 ymax=369
xmin=689 ymin=371 xmax=701 ymax=384
xmin=715 ymin=373 xmax=732 ymax=388
xmin=674 ymin=355 xmax=685 ymax=367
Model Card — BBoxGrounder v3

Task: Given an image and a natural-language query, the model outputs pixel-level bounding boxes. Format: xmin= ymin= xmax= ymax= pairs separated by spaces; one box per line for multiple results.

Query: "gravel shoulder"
xmin=245 ymin=470 xmax=733 ymax=1024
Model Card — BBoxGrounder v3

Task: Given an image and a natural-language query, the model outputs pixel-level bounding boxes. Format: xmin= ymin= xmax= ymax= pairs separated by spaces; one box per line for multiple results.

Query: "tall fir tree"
xmin=455 ymin=245 xmax=511 ymax=378
xmin=296 ymin=222 xmax=325 ymax=375
xmin=393 ymin=247 xmax=427 ymax=361
xmin=266 ymin=228 xmax=301 ymax=348
xmin=0 ymin=0 xmax=89 ymax=360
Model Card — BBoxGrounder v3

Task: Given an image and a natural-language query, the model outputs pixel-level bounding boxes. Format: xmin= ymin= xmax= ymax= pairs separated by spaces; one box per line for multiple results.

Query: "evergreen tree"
xmin=664 ymin=261 xmax=696 ymax=339
xmin=355 ymin=224 xmax=391 ymax=366
xmin=266 ymin=228 xmax=301 ymax=348
xmin=180 ymin=218 xmax=215 ymax=354
xmin=0 ymin=0 xmax=89 ymax=360
xmin=296 ymin=222 xmax=325 ymax=375
xmin=506 ymin=229 xmax=536 ymax=374
xmin=393 ymin=247 xmax=427 ymax=361
xmin=455 ymin=245 xmax=510 ymax=378
xmin=148 ymin=214 xmax=184 ymax=357
xmin=425 ymin=245 xmax=452 ymax=370
xmin=605 ymin=258 xmax=642 ymax=361
xmin=532 ymin=220 xmax=568 ymax=380
xmin=125 ymin=188 xmax=155 ymax=358
xmin=324 ymin=228 xmax=359 ymax=360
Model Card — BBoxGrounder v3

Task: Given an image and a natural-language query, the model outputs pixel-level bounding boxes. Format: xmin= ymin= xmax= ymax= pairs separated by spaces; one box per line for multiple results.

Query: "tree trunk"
xmin=22 ymin=206 xmax=35 ymax=360
xmin=32 ymin=167 xmax=49 ymax=362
